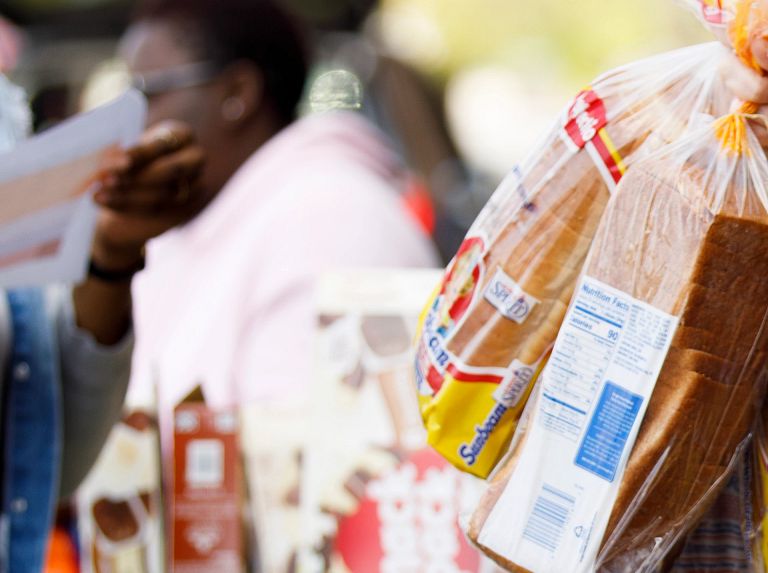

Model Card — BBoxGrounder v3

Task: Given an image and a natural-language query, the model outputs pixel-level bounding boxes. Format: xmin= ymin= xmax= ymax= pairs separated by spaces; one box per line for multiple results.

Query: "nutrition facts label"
xmin=478 ymin=275 xmax=677 ymax=573
xmin=539 ymin=278 xmax=673 ymax=450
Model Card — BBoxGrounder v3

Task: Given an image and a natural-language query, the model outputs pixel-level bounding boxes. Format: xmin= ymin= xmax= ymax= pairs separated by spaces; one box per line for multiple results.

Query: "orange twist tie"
xmin=714 ymin=109 xmax=752 ymax=155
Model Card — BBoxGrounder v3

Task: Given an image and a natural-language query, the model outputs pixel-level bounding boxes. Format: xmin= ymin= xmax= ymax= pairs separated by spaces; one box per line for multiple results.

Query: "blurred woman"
xmin=116 ymin=0 xmax=438 ymax=453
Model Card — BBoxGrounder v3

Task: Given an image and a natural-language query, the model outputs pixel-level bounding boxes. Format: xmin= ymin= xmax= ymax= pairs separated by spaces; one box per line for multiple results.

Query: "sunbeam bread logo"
xmin=493 ymin=360 xmax=536 ymax=408
xmin=483 ymin=267 xmax=539 ymax=324
xmin=457 ymin=403 xmax=509 ymax=466
xmin=563 ymin=89 xmax=607 ymax=149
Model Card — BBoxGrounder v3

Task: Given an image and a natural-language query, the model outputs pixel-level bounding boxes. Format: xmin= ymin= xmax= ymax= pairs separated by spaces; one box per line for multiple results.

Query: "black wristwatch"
xmin=88 ymin=257 xmax=145 ymax=282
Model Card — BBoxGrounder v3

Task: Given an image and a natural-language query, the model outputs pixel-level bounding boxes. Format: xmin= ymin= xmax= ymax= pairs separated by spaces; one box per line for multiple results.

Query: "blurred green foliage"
xmin=382 ymin=0 xmax=711 ymax=88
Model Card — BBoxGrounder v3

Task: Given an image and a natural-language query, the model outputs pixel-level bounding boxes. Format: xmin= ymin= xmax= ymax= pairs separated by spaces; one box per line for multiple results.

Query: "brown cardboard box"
xmin=171 ymin=389 xmax=247 ymax=572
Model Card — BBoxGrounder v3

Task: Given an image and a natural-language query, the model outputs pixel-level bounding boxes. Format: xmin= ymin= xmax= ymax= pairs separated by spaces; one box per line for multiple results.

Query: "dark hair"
xmin=133 ymin=0 xmax=309 ymax=125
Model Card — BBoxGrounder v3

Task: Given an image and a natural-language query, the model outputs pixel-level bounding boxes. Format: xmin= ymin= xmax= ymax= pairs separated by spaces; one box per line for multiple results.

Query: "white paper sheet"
xmin=0 ymin=89 xmax=146 ymax=287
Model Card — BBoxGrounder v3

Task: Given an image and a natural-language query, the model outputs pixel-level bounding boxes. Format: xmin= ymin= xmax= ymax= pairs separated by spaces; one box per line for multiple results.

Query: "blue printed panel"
xmin=574 ymin=381 xmax=643 ymax=482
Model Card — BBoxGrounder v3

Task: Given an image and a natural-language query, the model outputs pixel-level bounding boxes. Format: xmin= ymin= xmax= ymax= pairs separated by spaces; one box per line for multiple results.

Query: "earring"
xmin=221 ymin=97 xmax=245 ymax=121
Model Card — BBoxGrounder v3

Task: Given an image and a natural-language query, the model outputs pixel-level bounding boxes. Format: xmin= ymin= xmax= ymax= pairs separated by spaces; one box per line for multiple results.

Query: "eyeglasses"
xmin=129 ymin=61 xmax=221 ymax=97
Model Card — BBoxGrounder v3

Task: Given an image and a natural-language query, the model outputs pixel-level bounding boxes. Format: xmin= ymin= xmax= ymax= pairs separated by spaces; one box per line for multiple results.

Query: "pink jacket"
xmin=127 ymin=111 xmax=438 ymax=430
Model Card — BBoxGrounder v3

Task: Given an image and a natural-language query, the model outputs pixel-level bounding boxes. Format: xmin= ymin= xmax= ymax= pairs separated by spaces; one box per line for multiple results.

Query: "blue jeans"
xmin=1 ymin=288 xmax=62 ymax=573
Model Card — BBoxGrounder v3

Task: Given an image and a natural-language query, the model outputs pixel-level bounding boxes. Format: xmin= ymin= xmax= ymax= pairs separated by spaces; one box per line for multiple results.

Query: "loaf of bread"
xmin=445 ymin=43 xmax=733 ymax=373
xmin=468 ymin=136 xmax=768 ymax=571
xmin=597 ymin=221 xmax=768 ymax=571
xmin=416 ymin=42 xmax=733 ymax=479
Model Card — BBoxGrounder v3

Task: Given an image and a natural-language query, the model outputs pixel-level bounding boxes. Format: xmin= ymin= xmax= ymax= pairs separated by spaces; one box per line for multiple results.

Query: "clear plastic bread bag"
xmin=702 ymin=392 xmax=768 ymax=572
xmin=679 ymin=0 xmax=768 ymax=67
xmin=670 ymin=2 xmax=768 ymax=570
xmin=414 ymin=42 xmax=733 ymax=479
xmin=466 ymin=96 xmax=768 ymax=572
xmin=671 ymin=391 xmax=768 ymax=571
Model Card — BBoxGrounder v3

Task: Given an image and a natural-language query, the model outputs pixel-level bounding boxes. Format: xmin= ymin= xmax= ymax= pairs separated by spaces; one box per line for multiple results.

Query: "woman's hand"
xmin=74 ymin=120 xmax=206 ymax=345
xmin=90 ymin=120 xmax=206 ymax=270
xmin=720 ymin=35 xmax=768 ymax=146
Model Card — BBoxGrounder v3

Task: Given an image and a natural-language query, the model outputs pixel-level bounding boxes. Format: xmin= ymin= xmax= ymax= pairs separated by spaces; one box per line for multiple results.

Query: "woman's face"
xmin=120 ymin=19 xmax=225 ymax=151
xmin=119 ymin=19 xmax=237 ymax=197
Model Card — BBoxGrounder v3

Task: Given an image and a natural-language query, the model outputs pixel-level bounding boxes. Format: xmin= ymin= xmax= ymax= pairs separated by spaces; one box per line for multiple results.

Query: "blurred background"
xmin=1 ymin=0 xmax=710 ymax=237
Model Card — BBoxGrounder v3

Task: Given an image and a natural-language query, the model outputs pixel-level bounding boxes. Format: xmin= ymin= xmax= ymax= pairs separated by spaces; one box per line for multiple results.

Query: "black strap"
xmin=87 ymin=257 xmax=145 ymax=282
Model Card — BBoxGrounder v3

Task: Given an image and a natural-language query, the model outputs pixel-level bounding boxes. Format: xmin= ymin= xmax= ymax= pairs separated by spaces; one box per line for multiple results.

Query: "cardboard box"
xmin=171 ymin=389 xmax=247 ymax=572
xmin=295 ymin=270 xmax=493 ymax=572
xmin=76 ymin=410 xmax=164 ymax=573
xmin=238 ymin=270 xmax=504 ymax=572
xmin=240 ymin=404 xmax=306 ymax=573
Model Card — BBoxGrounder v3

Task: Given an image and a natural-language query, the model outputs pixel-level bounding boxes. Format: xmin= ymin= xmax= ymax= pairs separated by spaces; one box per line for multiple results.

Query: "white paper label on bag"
xmin=492 ymin=358 xmax=536 ymax=408
xmin=477 ymin=275 xmax=677 ymax=573
xmin=483 ymin=267 xmax=539 ymax=324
